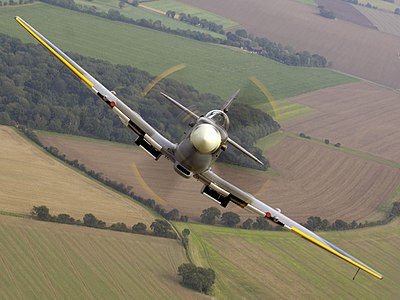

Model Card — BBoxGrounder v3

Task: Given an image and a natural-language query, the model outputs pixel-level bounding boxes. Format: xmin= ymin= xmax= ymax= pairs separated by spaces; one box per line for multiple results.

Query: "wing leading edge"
xmin=15 ymin=16 xmax=176 ymax=160
xmin=197 ymin=170 xmax=383 ymax=280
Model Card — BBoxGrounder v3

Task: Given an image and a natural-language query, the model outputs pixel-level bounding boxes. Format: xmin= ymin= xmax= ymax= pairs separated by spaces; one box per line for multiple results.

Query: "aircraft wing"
xmin=197 ymin=169 xmax=383 ymax=280
xmin=15 ymin=16 xmax=176 ymax=160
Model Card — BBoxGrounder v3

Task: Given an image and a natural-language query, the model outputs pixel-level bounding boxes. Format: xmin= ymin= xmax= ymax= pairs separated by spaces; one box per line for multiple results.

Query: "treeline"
xmin=200 ymin=201 xmax=400 ymax=231
xmin=38 ymin=0 xmax=328 ymax=67
xmin=31 ymin=205 xmax=178 ymax=238
xmin=302 ymin=202 xmax=400 ymax=231
xmin=174 ymin=12 xmax=224 ymax=34
xmin=0 ymin=33 xmax=279 ymax=169
xmin=18 ymin=126 xmax=189 ymax=222
xmin=0 ymin=0 xmax=33 ymax=5
xmin=199 ymin=207 xmax=283 ymax=231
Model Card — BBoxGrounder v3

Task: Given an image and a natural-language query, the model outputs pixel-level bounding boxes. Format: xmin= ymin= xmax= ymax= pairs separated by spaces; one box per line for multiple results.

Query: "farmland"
xmin=284 ymin=82 xmax=400 ymax=164
xmin=143 ymin=0 xmax=238 ymax=29
xmin=174 ymin=220 xmax=400 ymax=299
xmin=38 ymin=131 xmax=400 ymax=222
xmin=0 ymin=215 xmax=206 ymax=300
xmin=0 ymin=2 xmax=354 ymax=103
xmin=355 ymin=5 xmax=400 ymax=37
xmin=0 ymin=126 xmax=155 ymax=227
xmin=72 ymin=0 xmax=226 ymax=38
xmin=179 ymin=0 xmax=400 ymax=89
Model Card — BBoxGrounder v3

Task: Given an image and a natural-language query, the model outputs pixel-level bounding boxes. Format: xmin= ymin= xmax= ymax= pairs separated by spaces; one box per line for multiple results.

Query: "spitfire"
xmin=16 ymin=16 xmax=383 ymax=280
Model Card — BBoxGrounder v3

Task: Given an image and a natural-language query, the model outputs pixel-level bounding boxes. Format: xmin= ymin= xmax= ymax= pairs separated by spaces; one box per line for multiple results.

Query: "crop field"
xmin=143 ymin=0 xmax=238 ymax=29
xmin=264 ymin=136 xmax=400 ymax=222
xmin=0 ymin=215 xmax=207 ymax=300
xmin=179 ymin=0 xmax=400 ymax=89
xmin=284 ymin=82 xmax=400 ymax=164
xmin=316 ymin=0 xmax=376 ymax=29
xmin=0 ymin=126 xmax=155 ymax=227
xmin=355 ymin=5 xmax=400 ymax=37
xmin=38 ymin=131 xmax=400 ymax=222
xmin=73 ymin=0 xmax=225 ymax=38
xmin=0 ymin=3 xmax=354 ymax=104
xmin=174 ymin=220 xmax=400 ymax=299
xmin=357 ymin=0 xmax=400 ymax=12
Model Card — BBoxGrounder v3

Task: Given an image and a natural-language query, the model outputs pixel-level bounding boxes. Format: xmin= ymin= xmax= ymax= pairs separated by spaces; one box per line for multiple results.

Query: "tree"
xmin=324 ymin=139 xmax=330 ymax=144
xmin=56 ymin=213 xmax=76 ymax=224
xmin=241 ymin=218 xmax=253 ymax=229
xmin=305 ymin=216 xmax=322 ymax=231
xmin=389 ymin=201 xmax=400 ymax=219
xmin=150 ymin=219 xmax=176 ymax=238
xmin=235 ymin=29 xmax=248 ymax=38
xmin=165 ymin=208 xmax=180 ymax=221
xmin=182 ymin=228 xmax=190 ymax=237
xmin=31 ymin=205 xmax=50 ymax=221
xmin=252 ymin=216 xmax=272 ymax=230
xmin=177 ymin=263 xmax=215 ymax=294
xmin=83 ymin=213 xmax=106 ymax=228
xmin=200 ymin=207 xmax=221 ymax=225
xmin=110 ymin=222 xmax=129 ymax=232
xmin=220 ymin=212 xmax=240 ymax=227
xmin=132 ymin=222 xmax=147 ymax=233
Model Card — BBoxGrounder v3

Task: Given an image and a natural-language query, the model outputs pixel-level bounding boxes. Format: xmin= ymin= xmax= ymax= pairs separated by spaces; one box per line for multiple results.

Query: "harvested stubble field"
xmin=178 ymin=0 xmax=400 ymax=89
xmin=39 ymin=131 xmax=400 ymax=223
xmin=0 ymin=215 xmax=205 ymax=300
xmin=284 ymin=82 xmax=400 ymax=163
xmin=174 ymin=220 xmax=400 ymax=299
xmin=0 ymin=126 xmax=155 ymax=227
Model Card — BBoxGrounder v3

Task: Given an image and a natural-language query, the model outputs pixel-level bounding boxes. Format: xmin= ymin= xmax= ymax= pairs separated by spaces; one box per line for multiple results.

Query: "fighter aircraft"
xmin=16 ymin=16 xmax=383 ymax=280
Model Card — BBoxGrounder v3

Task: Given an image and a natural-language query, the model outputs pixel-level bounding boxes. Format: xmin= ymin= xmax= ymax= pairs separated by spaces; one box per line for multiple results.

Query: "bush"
xmin=132 ymin=222 xmax=147 ymax=233
xmin=31 ymin=205 xmax=50 ymax=221
xmin=178 ymin=263 xmax=215 ymax=294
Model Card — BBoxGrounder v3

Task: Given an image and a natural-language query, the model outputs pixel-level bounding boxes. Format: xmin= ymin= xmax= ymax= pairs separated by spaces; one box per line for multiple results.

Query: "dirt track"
xmin=39 ymin=133 xmax=400 ymax=222
xmin=284 ymin=81 xmax=400 ymax=163
xmin=178 ymin=0 xmax=400 ymax=89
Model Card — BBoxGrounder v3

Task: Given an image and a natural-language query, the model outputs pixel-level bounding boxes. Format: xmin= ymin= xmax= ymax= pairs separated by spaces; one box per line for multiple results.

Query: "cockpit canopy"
xmin=205 ymin=110 xmax=230 ymax=130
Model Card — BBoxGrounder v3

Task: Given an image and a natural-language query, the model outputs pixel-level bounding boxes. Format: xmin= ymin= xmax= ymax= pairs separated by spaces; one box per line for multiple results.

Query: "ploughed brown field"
xmin=178 ymin=0 xmax=400 ymax=89
xmin=39 ymin=132 xmax=400 ymax=223
xmin=284 ymin=81 xmax=400 ymax=163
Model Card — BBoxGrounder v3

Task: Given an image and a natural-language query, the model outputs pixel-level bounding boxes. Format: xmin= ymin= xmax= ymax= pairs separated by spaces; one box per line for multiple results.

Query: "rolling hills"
xmin=0 ymin=215 xmax=207 ymax=300
xmin=0 ymin=2 xmax=354 ymax=105
xmin=174 ymin=220 xmax=400 ymax=299
xmin=37 ymin=130 xmax=400 ymax=223
xmin=0 ymin=126 xmax=155 ymax=227
xmin=179 ymin=0 xmax=400 ymax=89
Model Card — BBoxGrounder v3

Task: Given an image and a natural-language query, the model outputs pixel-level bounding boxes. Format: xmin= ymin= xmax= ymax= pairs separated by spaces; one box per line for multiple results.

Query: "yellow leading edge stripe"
xmin=15 ymin=17 xmax=94 ymax=88
xmin=291 ymin=227 xmax=383 ymax=279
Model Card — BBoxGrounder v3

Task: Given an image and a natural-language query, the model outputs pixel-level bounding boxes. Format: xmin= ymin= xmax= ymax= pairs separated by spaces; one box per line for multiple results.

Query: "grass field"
xmin=0 ymin=3 xmax=355 ymax=105
xmin=0 ymin=215 xmax=207 ymax=300
xmin=357 ymin=0 xmax=400 ymax=12
xmin=175 ymin=220 xmax=400 ymax=299
xmin=0 ymin=126 xmax=155 ymax=227
xmin=73 ymin=0 xmax=225 ymax=38
xmin=143 ymin=0 xmax=238 ymax=29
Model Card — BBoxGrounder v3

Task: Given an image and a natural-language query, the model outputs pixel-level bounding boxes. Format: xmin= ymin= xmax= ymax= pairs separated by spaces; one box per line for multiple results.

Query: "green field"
xmin=143 ymin=0 xmax=239 ymax=29
xmin=0 ymin=3 xmax=356 ymax=106
xmin=73 ymin=0 xmax=225 ymax=38
xmin=175 ymin=221 xmax=400 ymax=299
xmin=0 ymin=215 xmax=208 ymax=300
xmin=358 ymin=0 xmax=399 ymax=12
